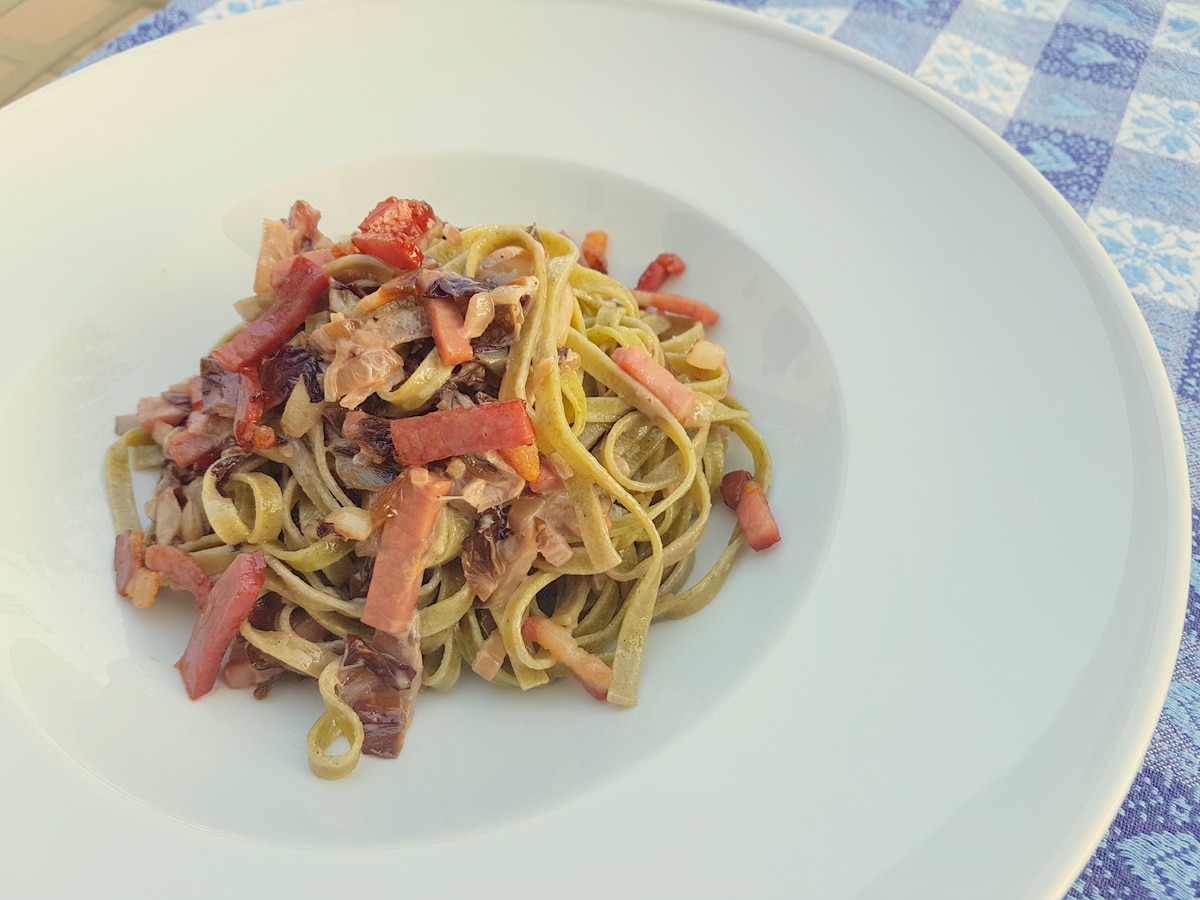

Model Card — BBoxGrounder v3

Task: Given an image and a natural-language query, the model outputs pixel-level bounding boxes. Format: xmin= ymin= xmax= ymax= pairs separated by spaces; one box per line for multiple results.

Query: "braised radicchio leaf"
xmin=422 ymin=271 xmax=494 ymax=301
xmin=330 ymin=278 xmax=382 ymax=299
xmin=344 ymin=634 xmax=417 ymax=688
xmin=339 ymin=633 xmax=420 ymax=759
xmin=200 ymin=356 xmax=241 ymax=416
xmin=259 ymin=345 xmax=325 ymax=406
xmin=341 ymin=410 xmax=396 ymax=466
xmin=207 ymin=452 xmax=246 ymax=492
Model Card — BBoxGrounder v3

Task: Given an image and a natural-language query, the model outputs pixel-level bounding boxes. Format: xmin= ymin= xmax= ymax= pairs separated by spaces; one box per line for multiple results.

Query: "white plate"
xmin=0 ymin=0 xmax=1188 ymax=896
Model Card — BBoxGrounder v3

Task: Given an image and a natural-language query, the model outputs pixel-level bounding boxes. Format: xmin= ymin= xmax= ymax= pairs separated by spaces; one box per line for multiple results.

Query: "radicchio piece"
xmin=440 ymin=360 xmax=498 ymax=399
xmin=338 ymin=633 xmax=421 ymax=759
xmin=259 ymin=344 xmax=325 ymax=406
xmin=333 ymin=451 xmax=398 ymax=491
xmin=461 ymin=505 xmax=523 ymax=604
xmin=460 ymin=491 xmax=581 ymax=601
xmin=222 ymin=636 xmax=284 ymax=696
xmin=200 ymin=356 xmax=241 ymax=416
xmin=477 ymin=301 xmax=522 ymax=346
xmin=342 ymin=410 xmax=396 ymax=465
xmin=419 ymin=270 xmax=494 ymax=301
xmin=206 ymin=451 xmax=246 ymax=492
xmin=330 ymin=278 xmax=384 ymax=301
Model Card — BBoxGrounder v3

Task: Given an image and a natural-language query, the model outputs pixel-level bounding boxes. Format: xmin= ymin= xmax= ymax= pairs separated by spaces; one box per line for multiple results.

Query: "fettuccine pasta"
xmin=106 ymin=197 xmax=779 ymax=779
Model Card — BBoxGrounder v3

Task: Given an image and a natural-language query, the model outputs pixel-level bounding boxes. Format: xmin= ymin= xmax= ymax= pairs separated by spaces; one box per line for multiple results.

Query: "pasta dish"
xmin=105 ymin=197 xmax=780 ymax=779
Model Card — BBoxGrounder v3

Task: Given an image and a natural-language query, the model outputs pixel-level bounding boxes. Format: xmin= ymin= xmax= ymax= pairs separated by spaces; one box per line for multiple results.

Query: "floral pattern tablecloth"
xmin=72 ymin=0 xmax=1200 ymax=896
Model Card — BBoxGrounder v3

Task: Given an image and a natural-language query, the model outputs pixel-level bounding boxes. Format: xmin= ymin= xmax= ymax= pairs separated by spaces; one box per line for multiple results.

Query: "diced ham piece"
xmin=114 ymin=529 xmax=143 ymax=595
xmin=632 ymin=290 xmax=721 ymax=326
xmin=719 ymin=469 xmax=752 ymax=508
xmin=361 ymin=468 xmax=452 ymax=636
xmin=164 ymin=428 xmax=224 ymax=468
xmin=609 ymin=344 xmax=697 ymax=420
xmin=471 ymin=630 xmax=507 ymax=681
xmin=635 ymin=252 xmax=686 ymax=292
xmin=423 ymin=296 xmax=474 ymax=366
xmin=252 ymin=200 xmax=325 ymax=294
xmin=211 ymin=255 xmax=330 ymax=372
xmin=719 ymin=469 xmax=781 ymax=551
xmin=187 ymin=376 xmax=203 ymax=410
xmin=528 ymin=468 xmax=562 ymax=494
xmin=143 ymin=544 xmax=213 ymax=609
xmin=114 ymin=529 xmax=161 ymax=609
xmin=389 ymin=399 xmax=537 ymax=466
xmin=136 ymin=394 xmax=189 ymax=431
xmin=177 ymin=549 xmax=267 ymax=700
xmin=233 ymin=369 xmax=276 ymax=449
xmin=521 ymin=615 xmax=613 ymax=701
xmin=268 ymin=248 xmax=335 ymax=289
xmin=287 ymin=199 xmax=322 ymax=241
xmin=581 ymin=231 xmax=609 ymax=273
xmin=528 ymin=456 xmax=566 ymax=494
xmin=254 ymin=222 xmax=300 ymax=295
xmin=124 ymin=569 xmax=160 ymax=609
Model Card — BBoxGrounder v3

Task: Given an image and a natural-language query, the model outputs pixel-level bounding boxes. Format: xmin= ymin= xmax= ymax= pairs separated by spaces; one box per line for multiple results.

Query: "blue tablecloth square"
xmin=1100 ymin=149 xmax=1200 ymax=231
xmin=946 ymin=1 xmax=1059 ymax=62
xmin=836 ymin=11 xmax=943 ymax=67
xmin=1064 ymin=0 xmax=1163 ymax=39
xmin=1003 ymin=119 xmax=1115 ymax=206
xmin=1136 ymin=50 xmax=1200 ymax=101
xmin=1018 ymin=71 xmax=1133 ymax=136
xmin=857 ymin=0 xmax=965 ymax=29
xmin=1037 ymin=21 xmax=1151 ymax=89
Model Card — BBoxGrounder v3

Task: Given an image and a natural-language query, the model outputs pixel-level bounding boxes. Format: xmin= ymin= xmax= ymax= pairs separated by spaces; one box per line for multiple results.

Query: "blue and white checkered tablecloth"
xmin=68 ymin=0 xmax=1200 ymax=896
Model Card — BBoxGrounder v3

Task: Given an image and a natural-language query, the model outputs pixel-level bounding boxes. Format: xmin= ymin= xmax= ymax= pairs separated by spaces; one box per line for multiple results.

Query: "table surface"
xmin=67 ymin=0 xmax=1200 ymax=896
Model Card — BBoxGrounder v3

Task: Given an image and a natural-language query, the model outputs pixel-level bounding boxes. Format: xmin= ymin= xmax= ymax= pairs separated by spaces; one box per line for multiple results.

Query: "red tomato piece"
xmin=350 ymin=198 xmax=439 ymax=270
xmin=358 ymin=197 xmax=438 ymax=240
